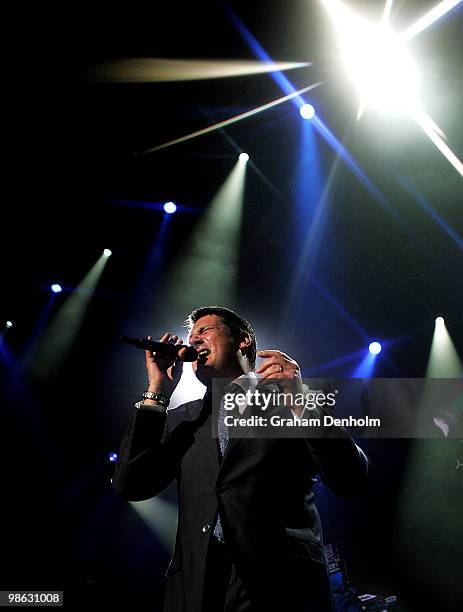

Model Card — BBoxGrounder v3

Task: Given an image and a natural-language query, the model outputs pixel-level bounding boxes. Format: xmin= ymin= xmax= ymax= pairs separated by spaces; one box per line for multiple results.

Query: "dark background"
xmin=2 ymin=1 xmax=462 ymax=610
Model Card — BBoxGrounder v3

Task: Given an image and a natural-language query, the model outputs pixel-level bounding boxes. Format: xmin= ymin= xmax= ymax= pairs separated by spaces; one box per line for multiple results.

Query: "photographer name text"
xmin=224 ymin=415 xmax=381 ymax=428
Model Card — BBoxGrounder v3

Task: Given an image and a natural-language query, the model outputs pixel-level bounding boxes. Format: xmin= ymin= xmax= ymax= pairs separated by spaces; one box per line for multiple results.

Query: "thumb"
xmin=170 ymin=358 xmax=184 ymax=380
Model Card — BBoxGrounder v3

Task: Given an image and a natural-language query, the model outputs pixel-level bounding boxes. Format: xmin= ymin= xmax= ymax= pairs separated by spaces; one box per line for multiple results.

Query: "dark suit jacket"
xmin=112 ymin=390 xmax=369 ymax=611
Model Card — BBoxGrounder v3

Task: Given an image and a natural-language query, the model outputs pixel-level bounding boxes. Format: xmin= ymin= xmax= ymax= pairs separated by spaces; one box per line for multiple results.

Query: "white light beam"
xmin=382 ymin=0 xmax=394 ymax=25
xmin=401 ymin=0 xmax=463 ymax=41
xmin=89 ymin=58 xmax=312 ymax=83
xmin=415 ymin=109 xmax=463 ymax=177
xmin=142 ymin=81 xmax=322 ymax=154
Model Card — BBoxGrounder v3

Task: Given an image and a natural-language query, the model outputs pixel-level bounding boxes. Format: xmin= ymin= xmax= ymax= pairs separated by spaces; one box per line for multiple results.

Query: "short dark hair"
xmin=186 ymin=306 xmax=257 ymax=369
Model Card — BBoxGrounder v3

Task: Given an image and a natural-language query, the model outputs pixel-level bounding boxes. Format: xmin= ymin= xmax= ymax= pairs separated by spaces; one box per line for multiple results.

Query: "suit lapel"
xmin=218 ymin=380 xmax=281 ymax=471
xmin=219 ymin=402 xmax=255 ymax=470
xmin=167 ymin=394 xmax=217 ymax=461
xmin=197 ymin=411 xmax=220 ymax=463
xmin=195 ymin=392 xmax=220 ymax=464
xmin=219 ymin=432 xmax=248 ymax=468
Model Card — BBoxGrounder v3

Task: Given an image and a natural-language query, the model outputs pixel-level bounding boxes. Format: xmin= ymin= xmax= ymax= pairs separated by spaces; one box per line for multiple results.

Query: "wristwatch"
xmin=142 ymin=391 xmax=170 ymax=408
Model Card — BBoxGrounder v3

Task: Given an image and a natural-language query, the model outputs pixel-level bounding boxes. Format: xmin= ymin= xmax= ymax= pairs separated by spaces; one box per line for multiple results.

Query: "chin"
xmin=195 ymin=363 xmax=214 ymax=384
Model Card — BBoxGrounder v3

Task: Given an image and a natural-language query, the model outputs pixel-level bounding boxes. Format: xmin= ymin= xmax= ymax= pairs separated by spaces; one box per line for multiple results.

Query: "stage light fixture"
xmin=163 ymin=201 xmax=177 ymax=214
xmin=427 ymin=313 xmax=462 ymax=377
xmin=108 ymin=452 xmax=118 ymax=463
xmin=103 ymin=248 xmax=112 ymax=257
xmin=340 ymin=17 xmax=419 ymax=114
xmin=239 ymin=152 xmax=249 ymax=162
xmin=51 ymin=284 xmax=62 ymax=294
xmin=299 ymin=103 xmax=315 ymax=119
xmin=369 ymin=341 xmax=382 ymax=355
xmin=6 ymin=321 xmax=13 ymax=328
xmin=321 ymin=0 xmax=463 ymax=176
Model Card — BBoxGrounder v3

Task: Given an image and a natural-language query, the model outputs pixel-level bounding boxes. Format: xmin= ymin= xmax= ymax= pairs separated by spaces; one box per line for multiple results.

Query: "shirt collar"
xmin=232 ymin=371 xmax=258 ymax=393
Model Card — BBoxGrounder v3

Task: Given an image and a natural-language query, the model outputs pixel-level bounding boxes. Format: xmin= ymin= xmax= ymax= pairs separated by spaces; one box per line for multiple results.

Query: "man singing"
xmin=113 ymin=306 xmax=369 ymax=611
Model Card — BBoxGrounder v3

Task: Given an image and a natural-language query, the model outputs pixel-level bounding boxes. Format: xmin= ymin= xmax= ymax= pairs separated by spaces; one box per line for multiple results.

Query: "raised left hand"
xmin=256 ymin=350 xmax=304 ymax=414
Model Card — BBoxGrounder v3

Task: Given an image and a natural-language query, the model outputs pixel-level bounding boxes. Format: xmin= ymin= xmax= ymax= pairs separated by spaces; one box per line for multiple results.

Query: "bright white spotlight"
xmin=6 ymin=320 xmax=13 ymax=328
xmin=300 ymin=103 xmax=315 ymax=119
xmin=239 ymin=152 xmax=249 ymax=162
xmin=428 ymin=314 xmax=462 ymax=377
xmin=369 ymin=341 xmax=382 ymax=355
xmin=345 ymin=22 xmax=418 ymax=114
xmin=103 ymin=248 xmax=112 ymax=257
xmin=51 ymin=283 xmax=62 ymax=294
xmin=163 ymin=201 xmax=177 ymax=214
xmin=320 ymin=0 xmax=463 ymax=174
xmin=323 ymin=1 xmax=419 ymax=114
xmin=108 ymin=452 xmax=118 ymax=463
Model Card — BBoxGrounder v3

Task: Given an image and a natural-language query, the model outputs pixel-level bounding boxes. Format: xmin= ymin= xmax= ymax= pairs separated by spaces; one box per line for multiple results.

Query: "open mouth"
xmin=197 ymin=348 xmax=211 ymax=363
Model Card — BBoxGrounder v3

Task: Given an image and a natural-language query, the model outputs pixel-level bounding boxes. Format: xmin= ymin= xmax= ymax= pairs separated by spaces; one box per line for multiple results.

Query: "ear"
xmin=238 ymin=331 xmax=252 ymax=352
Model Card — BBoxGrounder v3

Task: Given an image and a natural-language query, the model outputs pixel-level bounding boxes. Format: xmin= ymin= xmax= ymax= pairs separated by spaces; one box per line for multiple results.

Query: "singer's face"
xmin=188 ymin=315 xmax=243 ymax=383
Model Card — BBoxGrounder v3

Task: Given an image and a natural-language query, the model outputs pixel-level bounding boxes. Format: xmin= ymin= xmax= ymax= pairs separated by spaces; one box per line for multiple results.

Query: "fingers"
xmin=256 ymin=349 xmax=300 ymax=383
xmin=256 ymin=355 xmax=278 ymax=373
xmin=258 ymin=366 xmax=286 ymax=383
xmin=258 ymin=367 xmax=300 ymax=385
xmin=145 ymin=333 xmax=176 ymax=367
xmin=145 ymin=335 xmax=156 ymax=362
xmin=144 ymin=332 xmax=186 ymax=396
xmin=256 ymin=352 xmax=289 ymax=374
xmin=157 ymin=332 xmax=181 ymax=345
xmin=168 ymin=357 xmax=184 ymax=381
xmin=257 ymin=349 xmax=290 ymax=359
xmin=147 ymin=334 xmax=182 ymax=351
xmin=145 ymin=333 xmax=187 ymax=367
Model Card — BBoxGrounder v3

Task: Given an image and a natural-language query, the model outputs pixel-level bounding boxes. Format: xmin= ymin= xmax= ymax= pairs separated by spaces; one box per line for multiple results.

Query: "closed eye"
xmin=199 ymin=326 xmax=217 ymax=334
xmin=189 ymin=325 xmax=217 ymax=343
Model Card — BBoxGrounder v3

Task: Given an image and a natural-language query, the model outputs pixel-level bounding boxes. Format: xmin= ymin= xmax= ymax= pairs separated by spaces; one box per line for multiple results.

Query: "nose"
xmin=189 ymin=331 xmax=203 ymax=346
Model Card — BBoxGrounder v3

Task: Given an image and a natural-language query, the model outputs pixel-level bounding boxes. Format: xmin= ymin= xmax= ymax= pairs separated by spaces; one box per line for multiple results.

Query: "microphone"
xmin=120 ymin=335 xmax=198 ymax=362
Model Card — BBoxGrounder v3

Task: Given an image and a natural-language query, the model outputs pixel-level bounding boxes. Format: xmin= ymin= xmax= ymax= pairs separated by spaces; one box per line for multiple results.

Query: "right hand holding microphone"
xmin=145 ymin=333 xmax=189 ymax=401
